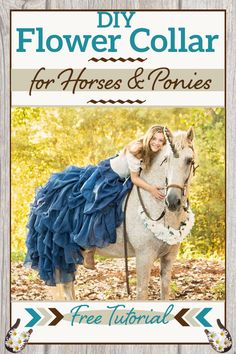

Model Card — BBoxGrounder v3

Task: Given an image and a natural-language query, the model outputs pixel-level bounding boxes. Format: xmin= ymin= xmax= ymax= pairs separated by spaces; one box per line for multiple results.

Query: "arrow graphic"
xmin=25 ymin=307 xmax=64 ymax=327
xmin=174 ymin=308 xmax=190 ymax=326
xmin=174 ymin=308 xmax=213 ymax=327
xmin=196 ymin=308 xmax=212 ymax=327
xmin=48 ymin=308 xmax=64 ymax=326
xmin=184 ymin=308 xmax=201 ymax=327
xmin=25 ymin=308 xmax=41 ymax=327
xmin=37 ymin=308 xmax=53 ymax=326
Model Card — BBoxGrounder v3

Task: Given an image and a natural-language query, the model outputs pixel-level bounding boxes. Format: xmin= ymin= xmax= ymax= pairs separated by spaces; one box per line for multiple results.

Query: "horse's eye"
xmin=186 ymin=157 xmax=193 ymax=165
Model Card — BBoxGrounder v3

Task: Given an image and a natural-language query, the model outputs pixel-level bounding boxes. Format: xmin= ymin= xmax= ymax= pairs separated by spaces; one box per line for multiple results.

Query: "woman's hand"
xmin=149 ymin=185 xmax=165 ymax=200
xmin=130 ymin=172 xmax=165 ymax=200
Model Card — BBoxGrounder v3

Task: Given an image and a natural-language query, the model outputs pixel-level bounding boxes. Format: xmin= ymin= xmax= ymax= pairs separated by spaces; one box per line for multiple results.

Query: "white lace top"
xmin=110 ymin=150 xmax=141 ymax=179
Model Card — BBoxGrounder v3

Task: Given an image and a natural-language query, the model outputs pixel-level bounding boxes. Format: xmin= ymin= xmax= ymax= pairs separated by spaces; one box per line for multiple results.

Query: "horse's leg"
xmin=135 ymin=250 xmax=157 ymax=300
xmin=50 ymin=269 xmax=76 ymax=300
xmin=63 ymin=282 xmax=76 ymax=300
xmin=50 ymin=282 xmax=75 ymax=300
xmin=50 ymin=284 xmax=65 ymax=300
xmin=160 ymin=245 xmax=179 ymax=300
xmin=49 ymin=269 xmax=66 ymax=300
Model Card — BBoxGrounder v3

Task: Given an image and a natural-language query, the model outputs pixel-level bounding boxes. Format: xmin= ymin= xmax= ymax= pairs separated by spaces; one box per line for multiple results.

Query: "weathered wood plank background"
xmin=0 ymin=1 xmax=235 ymax=353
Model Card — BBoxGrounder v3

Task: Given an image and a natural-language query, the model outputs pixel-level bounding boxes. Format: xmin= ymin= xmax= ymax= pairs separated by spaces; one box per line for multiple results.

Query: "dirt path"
xmin=11 ymin=258 xmax=225 ymax=301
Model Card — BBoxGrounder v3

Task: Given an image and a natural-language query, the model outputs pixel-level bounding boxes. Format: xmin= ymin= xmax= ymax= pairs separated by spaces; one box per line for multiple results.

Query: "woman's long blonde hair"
xmin=126 ymin=125 xmax=166 ymax=170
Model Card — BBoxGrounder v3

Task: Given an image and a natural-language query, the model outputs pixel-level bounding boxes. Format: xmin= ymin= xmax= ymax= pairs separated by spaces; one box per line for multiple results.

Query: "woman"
xmin=25 ymin=125 xmax=166 ymax=285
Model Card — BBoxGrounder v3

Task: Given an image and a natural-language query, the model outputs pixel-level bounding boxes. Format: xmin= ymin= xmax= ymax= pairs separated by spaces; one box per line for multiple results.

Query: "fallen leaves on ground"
xmin=11 ymin=258 xmax=225 ymax=301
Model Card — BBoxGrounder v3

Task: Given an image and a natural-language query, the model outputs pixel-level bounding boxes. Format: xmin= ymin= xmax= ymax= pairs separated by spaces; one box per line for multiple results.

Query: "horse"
xmin=52 ymin=127 xmax=196 ymax=301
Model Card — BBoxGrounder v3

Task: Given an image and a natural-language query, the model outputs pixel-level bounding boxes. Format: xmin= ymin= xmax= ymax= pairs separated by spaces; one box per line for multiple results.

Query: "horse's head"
xmin=164 ymin=127 xmax=196 ymax=212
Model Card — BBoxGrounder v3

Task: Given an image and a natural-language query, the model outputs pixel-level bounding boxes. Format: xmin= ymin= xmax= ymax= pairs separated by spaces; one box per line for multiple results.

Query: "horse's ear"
xmin=164 ymin=127 xmax=174 ymax=143
xmin=187 ymin=127 xmax=194 ymax=142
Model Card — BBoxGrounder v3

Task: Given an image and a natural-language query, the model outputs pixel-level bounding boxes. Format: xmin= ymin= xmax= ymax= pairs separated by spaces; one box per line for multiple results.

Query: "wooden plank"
xmin=20 ymin=344 xmax=47 ymax=354
xmin=23 ymin=344 xmax=87 ymax=354
xmin=2 ymin=0 xmax=47 ymax=9
xmin=47 ymin=0 xmax=141 ymax=10
xmin=81 ymin=345 xmax=176 ymax=354
xmin=225 ymin=0 xmax=236 ymax=351
xmin=0 ymin=2 xmax=12 ymax=354
xmin=139 ymin=0 xmax=180 ymax=8
xmin=22 ymin=344 xmax=176 ymax=354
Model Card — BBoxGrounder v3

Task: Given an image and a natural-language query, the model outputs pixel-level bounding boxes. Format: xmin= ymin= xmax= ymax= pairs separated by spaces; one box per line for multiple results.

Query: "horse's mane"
xmin=173 ymin=131 xmax=195 ymax=151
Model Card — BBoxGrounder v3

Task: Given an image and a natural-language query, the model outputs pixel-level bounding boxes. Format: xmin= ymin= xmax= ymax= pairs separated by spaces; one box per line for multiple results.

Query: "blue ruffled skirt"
xmin=24 ymin=158 xmax=132 ymax=285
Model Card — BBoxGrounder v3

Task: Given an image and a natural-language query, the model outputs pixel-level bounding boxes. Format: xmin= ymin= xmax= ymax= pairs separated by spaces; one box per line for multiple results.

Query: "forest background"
xmin=11 ymin=107 xmax=225 ymax=262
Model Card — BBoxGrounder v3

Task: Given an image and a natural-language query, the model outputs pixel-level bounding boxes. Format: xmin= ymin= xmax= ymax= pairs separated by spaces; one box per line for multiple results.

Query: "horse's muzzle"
xmin=165 ymin=193 xmax=181 ymax=212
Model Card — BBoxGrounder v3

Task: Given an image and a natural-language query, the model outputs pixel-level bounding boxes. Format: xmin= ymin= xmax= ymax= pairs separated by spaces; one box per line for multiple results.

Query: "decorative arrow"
xmin=48 ymin=308 xmax=64 ymax=326
xmin=25 ymin=308 xmax=41 ymax=327
xmin=37 ymin=308 xmax=53 ymax=326
xmin=25 ymin=308 xmax=64 ymax=327
xmin=174 ymin=308 xmax=190 ymax=326
xmin=184 ymin=308 xmax=201 ymax=327
xmin=196 ymin=308 xmax=212 ymax=327
xmin=174 ymin=308 xmax=212 ymax=327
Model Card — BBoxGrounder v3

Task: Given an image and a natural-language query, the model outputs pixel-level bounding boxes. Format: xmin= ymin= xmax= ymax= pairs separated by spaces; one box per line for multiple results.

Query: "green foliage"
xmin=129 ymin=278 xmax=137 ymax=286
xmin=11 ymin=251 xmax=25 ymax=262
xmin=170 ymin=281 xmax=178 ymax=296
xmin=11 ymin=107 xmax=225 ymax=259
xmin=210 ymin=281 xmax=225 ymax=300
xmin=26 ymin=272 xmax=39 ymax=282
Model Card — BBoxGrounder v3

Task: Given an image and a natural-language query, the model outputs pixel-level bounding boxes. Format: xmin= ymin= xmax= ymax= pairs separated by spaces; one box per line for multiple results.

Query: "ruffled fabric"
xmin=24 ymin=158 xmax=132 ymax=285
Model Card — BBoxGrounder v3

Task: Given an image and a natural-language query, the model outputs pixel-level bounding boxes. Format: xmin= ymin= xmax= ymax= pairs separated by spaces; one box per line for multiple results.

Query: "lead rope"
xmin=137 ymin=186 xmax=166 ymax=221
xmin=123 ymin=188 xmax=132 ymax=296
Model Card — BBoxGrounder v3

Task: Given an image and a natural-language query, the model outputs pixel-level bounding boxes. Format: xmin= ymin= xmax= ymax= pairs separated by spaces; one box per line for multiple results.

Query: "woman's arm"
xmin=130 ymin=171 xmax=165 ymax=200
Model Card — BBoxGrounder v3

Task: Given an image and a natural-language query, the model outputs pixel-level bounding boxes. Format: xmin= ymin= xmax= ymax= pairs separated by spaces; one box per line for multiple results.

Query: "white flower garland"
xmin=138 ymin=206 xmax=195 ymax=245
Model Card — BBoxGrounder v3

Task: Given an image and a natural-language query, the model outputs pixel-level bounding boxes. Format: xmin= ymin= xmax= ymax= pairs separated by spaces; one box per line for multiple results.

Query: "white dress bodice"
xmin=110 ymin=150 xmax=141 ymax=179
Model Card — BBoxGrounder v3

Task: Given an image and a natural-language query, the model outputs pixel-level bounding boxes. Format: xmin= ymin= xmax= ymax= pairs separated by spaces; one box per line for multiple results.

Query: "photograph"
xmin=11 ymin=106 xmax=225 ymax=302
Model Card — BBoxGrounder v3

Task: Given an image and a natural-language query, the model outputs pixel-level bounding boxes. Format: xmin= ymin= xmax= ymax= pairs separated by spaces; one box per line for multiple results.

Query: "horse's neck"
xmin=140 ymin=148 xmax=187 ymax=229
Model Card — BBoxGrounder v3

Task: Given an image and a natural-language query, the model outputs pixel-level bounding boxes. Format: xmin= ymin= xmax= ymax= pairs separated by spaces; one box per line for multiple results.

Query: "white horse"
xmin=53 ymin=127 xmax=196 ymax=301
